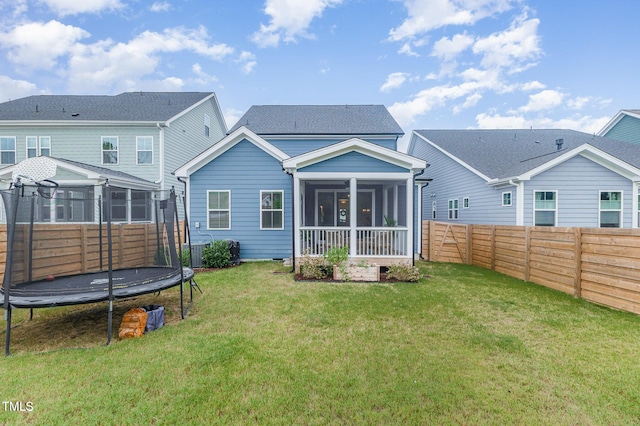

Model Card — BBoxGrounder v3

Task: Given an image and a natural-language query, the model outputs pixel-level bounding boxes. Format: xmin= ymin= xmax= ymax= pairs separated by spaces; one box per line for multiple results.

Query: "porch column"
xmin=294 ymin=176 xmax=302 ymax=258
xmin=350 ymin=177 xmax=357 ymax=257
xmin=406 ymin=177 xmax=414 ymax=258
xmin=416 ymin=181 xmax=423 ymax=259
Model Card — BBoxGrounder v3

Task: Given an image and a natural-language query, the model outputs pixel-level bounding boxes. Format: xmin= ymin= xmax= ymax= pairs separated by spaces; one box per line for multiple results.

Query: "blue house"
xmin=407 ymin=129 xmax=640 ymax=229
xmin=598 ymin=109 xmax=640 ymax=144
xmin=174 ymin=105 xmax=427 ymax=268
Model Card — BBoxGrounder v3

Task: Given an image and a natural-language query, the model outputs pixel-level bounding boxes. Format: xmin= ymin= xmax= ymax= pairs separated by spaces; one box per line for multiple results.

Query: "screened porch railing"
xmin=299 ymin=227 xmax=408 ymax=257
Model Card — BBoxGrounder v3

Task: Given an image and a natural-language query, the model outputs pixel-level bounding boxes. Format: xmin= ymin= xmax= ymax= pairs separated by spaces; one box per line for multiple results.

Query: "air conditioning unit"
xmin=184 ymin=242 xmax=209 ymax=268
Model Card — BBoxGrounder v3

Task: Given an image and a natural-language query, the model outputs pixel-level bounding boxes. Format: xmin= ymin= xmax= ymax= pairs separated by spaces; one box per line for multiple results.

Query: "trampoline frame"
xmin=2 ymin=180 xmax=199 ymax=355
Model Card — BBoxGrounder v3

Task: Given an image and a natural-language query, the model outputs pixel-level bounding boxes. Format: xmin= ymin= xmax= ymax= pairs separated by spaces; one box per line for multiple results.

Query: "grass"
xmin=2 ymin=261 xmax=640 ymax=424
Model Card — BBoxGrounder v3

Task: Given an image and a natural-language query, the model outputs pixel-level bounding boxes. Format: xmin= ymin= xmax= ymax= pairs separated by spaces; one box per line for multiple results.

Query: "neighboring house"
xmin=175 ymin=105 xmax=427 ymax=268
xmin=0 ymin=92 xmax=226 ymax=222
xmin=598 ymin=109 xmax=640 ymax=144
xmin=407 ymin=129 xmax=640 ymax=229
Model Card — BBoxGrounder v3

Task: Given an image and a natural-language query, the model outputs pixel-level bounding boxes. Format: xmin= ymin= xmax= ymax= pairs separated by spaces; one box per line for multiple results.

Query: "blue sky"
xmin=0 ymin=0 xmax=637 ymax=146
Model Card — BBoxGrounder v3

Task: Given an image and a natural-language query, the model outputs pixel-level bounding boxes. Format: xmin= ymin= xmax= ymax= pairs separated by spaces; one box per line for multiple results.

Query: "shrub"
xmin=180 ymin=248 xmax=191 ymax=267
xmin=201 ymin=240 xmax=231 ymax=269
xmin=323 ymin=245 xmax=349 ymax=266
xmin=299 ymin=253 xmax=331 ymax=280
xmin=387 ymin=264 xmax=422 ymax=282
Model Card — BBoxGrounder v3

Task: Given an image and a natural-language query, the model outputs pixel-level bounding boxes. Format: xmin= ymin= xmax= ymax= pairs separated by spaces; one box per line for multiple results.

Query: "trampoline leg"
xmin=106 ymin=300 xmax=113 ymax=345
xmin=5 ymin=308 xmax=11 ymax=356
xmin=29 ymin=308 xmax=33 ymax=321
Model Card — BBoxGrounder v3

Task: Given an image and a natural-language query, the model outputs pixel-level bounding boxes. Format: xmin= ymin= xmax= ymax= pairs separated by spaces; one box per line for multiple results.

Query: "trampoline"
xmin=2 ymin=157 xmax=199 ymax=355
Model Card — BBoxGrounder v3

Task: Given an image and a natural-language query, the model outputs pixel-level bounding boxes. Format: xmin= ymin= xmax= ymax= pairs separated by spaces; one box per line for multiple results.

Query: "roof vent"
xmin=555 ymin=138 xmax=564 ymax=150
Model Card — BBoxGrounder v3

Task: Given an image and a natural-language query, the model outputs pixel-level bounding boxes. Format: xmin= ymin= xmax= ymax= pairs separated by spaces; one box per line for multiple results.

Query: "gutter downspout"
xmin=157 ymin=123 xmax=165 ymax=188
xmin=509 ymin=179 xmax=524 ymax=226
xmin=412 ymin=169 xmax=426 ymax=267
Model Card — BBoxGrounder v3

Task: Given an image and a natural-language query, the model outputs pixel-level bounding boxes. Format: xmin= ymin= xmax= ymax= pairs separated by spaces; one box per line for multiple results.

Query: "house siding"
xmin=188 ymin=139 xmax=292 ymax=259
xmin=602 ymin=115 xmax=640 ymax=145
xmin=523 ymin=155 xmax=634 ymax=228
xmin=299 ymin=151 xmax=408 ymax=173
xmin=409 ymin=138 xmax=517 ymax=225
xmin=268 ymin=137 xmax=397 ymax=157
xmin=164 ymin=98 xmax=226 ymax=192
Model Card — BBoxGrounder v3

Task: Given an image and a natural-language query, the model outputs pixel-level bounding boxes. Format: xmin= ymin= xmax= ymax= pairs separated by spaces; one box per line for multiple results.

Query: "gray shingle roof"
xmin=413 ymin=129 xmax=640 ymax=180
xmin=229 ymin=105 xmax=404 ymax=136
xmin=0 ymin=92 xmax=213 ymax=122
xmin=52 ymin=157 xmax=156 ymax=185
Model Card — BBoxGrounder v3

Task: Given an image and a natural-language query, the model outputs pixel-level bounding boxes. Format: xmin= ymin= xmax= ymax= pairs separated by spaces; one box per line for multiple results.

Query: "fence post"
xmin=574 ymin=227 xmax=582 ymax=298
xmin=524 ymin=226 xmax=531 ymax=282
xmin=466 ymin=224 xmax=473 ymax=265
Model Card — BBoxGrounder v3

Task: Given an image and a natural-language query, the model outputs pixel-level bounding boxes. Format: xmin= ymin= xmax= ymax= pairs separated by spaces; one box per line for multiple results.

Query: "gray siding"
xmin=164 ymin=98 xmax=226 ymax=193
xmin=189 ymin=139 xmax=292 ymax=260
xmin=523 ymin=155 xmax=634 ymax=228
xmin=603 ymin=115 xmax=640 ymax=145
xmin=300 ymin=151 xmax=408 ymax=173
xmin=410 ymin=138 xmax=517 ymax=225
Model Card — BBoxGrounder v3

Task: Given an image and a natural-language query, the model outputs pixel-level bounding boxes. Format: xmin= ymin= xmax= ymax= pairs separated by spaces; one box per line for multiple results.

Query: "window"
xmin=131 ymin=190 xmax=151 ymax=221
xmin=448 ymin=199 xmax=459 ymax=220
xmin=33 ymin=186 xmax=94 ymax=223
xmin=110 ymin=189 xmax=128 ymax=221
xmin=208 ymin=190 xmax=230 ymax=229
xmin=102 ymin=136 xmax=119 ymax=164
xmin=463 ymin=197 xmax=470 ymax=209
xmin=204 ymin=113 xmax=211 ymax=137
xmin=260 ymin=190 xmax=284 ymax=230
xmin=27 ymin=136 xmax=51 ymax=158
xmin=0 ymin=137 xmax=16 ymax=164
xmin=432 ymin=201 xmax=437 ymax=220
xmin=502 ymin=192 xmax=512 ymax=206
xmin=136 ymin=136 xmax=153 ymax=164
xmin=534 ymin=191 xmax=557 ymax=226
xmin=600 ymin=191 xmax=622 ymax=228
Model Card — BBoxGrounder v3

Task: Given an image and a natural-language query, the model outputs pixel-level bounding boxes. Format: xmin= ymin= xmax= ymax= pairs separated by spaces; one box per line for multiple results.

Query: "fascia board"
xmin=0 ymin=120 xmax=162 ymax=127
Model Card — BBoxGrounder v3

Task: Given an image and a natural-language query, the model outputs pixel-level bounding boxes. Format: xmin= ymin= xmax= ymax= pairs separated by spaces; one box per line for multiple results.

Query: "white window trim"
xmin=101 ymin=136 xmax=119 ymax=165
xmin=448 ymin=199 xmax=459 ymax=220
xmin=533 ymin=190 xmax=558 ymax=226
xmin=204 ymin=113 xmax=211 ymax=137
xmin=27 ymin=136 xmax=52 ymax=158
xmin=502 ymin=191 xmax=512 ymax=207
xmin=314 ymin=188 xmax=376 ymax=227
xmin=260 ymin=190 xmax=285 ymax=230
xmin=136 ymin=136 xmax=154 ymax=165
xmin=599 ymin=190 xmax=623 ymax=228
xmin=463 ymin=197 xmax=470 ymax=209
xmin=207 ymin=190 xmax=231 ymax=230
xmin=0 ymin=136 xmax=16 ymax=165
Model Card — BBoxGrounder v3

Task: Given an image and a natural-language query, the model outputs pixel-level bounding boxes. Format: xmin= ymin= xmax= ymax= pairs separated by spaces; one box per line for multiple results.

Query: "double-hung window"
xmin=0 ymin=137 xmax=16 ymax=164
xmin=534 ymin=191 xmax=557 ymax=226
xmin=448 ymin=199 xmax=459 ymax=220
xmin=27 ymin=136 xmax=51 ymax=158
xmin=208 ymin=190 xmax=230 ymax=229
xmin=600 ymin=191 xmax=622 ymax=228
xmin=102 ymin=136 xmax=119 ymax=165
xmin=260 ymin=190 xmax=284 ymax=230
xmin=136 ymin=136 xmax=153 ymax=164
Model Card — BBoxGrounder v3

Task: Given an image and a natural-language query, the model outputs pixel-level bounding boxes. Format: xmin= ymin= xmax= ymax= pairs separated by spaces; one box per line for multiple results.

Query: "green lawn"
xmin=2 ymin=261 xmax=640 ymax=425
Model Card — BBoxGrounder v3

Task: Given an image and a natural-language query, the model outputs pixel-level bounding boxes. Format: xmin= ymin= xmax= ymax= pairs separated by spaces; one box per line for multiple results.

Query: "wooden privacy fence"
xmin=423 ymin=220 xmax=640 ymax=315
xmin=0 ymin=222 xmax=185 ymax=286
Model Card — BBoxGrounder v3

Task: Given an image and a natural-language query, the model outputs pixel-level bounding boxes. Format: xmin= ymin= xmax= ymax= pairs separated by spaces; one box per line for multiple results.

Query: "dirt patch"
xmin=3 ymin=289 xmax=191 ymax=355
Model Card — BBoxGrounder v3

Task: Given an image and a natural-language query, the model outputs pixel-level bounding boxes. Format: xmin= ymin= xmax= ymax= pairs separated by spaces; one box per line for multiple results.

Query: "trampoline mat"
xmin=1 ymin=267 xmax=195 ymax=308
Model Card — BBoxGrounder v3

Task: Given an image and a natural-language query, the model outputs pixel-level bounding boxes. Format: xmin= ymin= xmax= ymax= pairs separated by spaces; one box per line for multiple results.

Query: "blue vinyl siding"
xmin=300 ymin=151 xmax=408 ymax=173
xmin=523 ymin=155 xmax=634 ymax=228
xmin=268 ymin=137 xmax=397 ymax=156
xmin=409 ymin=138 xmax=517 ymax=225
xmin=602 ymin=115 xmax=640 ymax=145
xmin=189 ymin=139 xmax=292 ymax=259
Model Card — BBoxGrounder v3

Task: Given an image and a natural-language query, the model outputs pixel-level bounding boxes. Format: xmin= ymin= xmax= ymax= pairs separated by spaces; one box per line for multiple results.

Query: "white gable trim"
xmin=174 ymin=126 xmax=289 ymax=178
xmin=490 ymin=144 xmax=640 ymax=186
xmin=165 ymin=93 xmax=228 ymax=133
xmin=411 ymin=131 xmax=493 ymax=182
xmin=282 ymin=137 xmax=425 ymax=173
xmin=598 ymin=110 xmax=640 ymax=136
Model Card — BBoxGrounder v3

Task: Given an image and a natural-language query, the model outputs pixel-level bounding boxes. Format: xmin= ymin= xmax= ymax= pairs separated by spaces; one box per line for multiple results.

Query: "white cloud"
xmin=251 ymin=0 xmax=343 ymax=48
xmin=521 ymin=80 xmax=545 ymax=91
xmin=224 ymin=108 xmax=244 ymax=129
xmin=389 ymin=0 xmax=515 ymax=42
xmin=192 ymin=63 xmax=218 ymax=85
xmin=0 ymin=75 xmax=43 ymax=101
xmin=453 ymin=93 xmax=482 ymax=113
xmin=39 ymin=0 xmax=124 ymax=16
xmin=518 ymin=89 xmax=565 ymax=113
xmin=0 ymin=20 xmax=90 ymax=70
xmin=431 ymin=32 xmax=474 ymax=61
xmin=150 ymin=2 xmax=171 ymax=12
xmin=567 ymin=96 xmax=591 ymax=110
xmin=475 ymin=112 xmax=612 ymax=133
xmin=237 ymin=51 xmax=257 ymax=74
xmin=380 ymin=72 xmax=411 ymax=92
